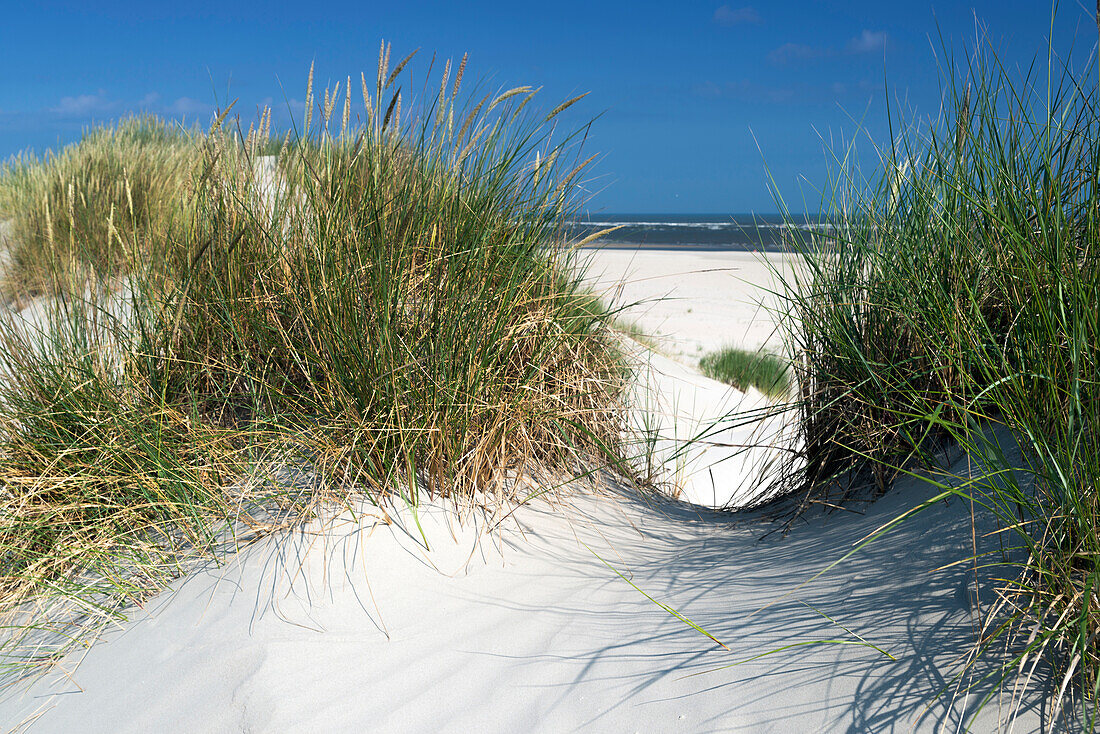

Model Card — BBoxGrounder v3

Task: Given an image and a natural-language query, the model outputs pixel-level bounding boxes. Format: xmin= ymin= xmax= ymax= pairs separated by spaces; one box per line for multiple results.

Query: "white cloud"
xmin=169 ymin=97 xmax=212 ymax=116
xmin=846 ymin=30 xmax=888 ymax=54
xmin=767 ymin=42 xmax=829 ymax=65
xmin=52 ymin=91 xmax=113 ymax=117
xmin=768 ymin=29 xmax=888 ymax=66
xmin=713 ymin=5 xmax=762 ymax=26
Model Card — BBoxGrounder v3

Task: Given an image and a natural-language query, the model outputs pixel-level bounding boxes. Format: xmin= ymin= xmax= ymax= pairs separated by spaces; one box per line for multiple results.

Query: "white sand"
xmin=577 ymin=248 xmax=799 ymax=364
xmin=0 ymin=465 xmax=1044 ymax=732
xmin=0 ymin=246 xmax=1050 ymax=732
xmin=0 ymin=470 xmax=1045 ymax=732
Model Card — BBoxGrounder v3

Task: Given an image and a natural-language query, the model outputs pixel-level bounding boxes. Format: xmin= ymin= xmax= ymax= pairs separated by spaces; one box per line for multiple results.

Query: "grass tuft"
xmin=0 ymin=116 xmax=202 ymax=300
xmin=698 ymin=347 xmax=789 ymax=399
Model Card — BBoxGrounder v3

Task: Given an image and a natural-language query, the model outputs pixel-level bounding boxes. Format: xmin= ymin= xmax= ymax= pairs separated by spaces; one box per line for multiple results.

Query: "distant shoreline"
xmin=575 ymin=241 xmax=796 ymax=253
xmin=566 ymin=215 xmax=821 ymax=252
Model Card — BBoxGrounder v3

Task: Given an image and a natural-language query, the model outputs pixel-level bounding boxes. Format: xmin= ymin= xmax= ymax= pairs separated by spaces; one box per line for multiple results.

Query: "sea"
xmin=566 ymin=213 xmax=824 ymax=252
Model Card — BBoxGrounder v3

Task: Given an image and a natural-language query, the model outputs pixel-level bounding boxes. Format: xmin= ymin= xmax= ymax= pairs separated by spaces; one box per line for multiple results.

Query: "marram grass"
xmin=0 ymin=44 xmax=634 ymax=677
xmin=762 ymin=31 xmax=1100 ymax=728
xmin=0 ymin=116 xmax=204 ymax=301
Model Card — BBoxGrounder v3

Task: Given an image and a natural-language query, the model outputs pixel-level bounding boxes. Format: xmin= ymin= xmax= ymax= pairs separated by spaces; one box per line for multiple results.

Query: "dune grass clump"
xmin=140 ymin=51 xmax=625 ymax=499
xmin=699 ymin=347 xmax=789 ymax=398
xmin=0 ymin=116 xmax=203 ymax=299
xmin=0 ymin=45 xmax=630 ymax=676
xmin=762 ymin=38 xmax=1100 ymax=724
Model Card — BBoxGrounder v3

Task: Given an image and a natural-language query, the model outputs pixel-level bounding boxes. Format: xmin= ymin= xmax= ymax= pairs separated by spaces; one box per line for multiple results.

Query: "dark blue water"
xmin=568 ymin=213 xmax=824 ymax=252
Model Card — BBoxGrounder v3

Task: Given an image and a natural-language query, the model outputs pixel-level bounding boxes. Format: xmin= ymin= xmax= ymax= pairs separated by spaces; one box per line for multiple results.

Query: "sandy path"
xmin=589 ymin=247 xmax=798 ymax=507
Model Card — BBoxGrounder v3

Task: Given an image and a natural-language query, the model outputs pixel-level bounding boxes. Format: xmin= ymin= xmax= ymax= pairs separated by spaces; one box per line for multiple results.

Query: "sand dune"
xmin=0 ymin=247 xmax=1051 ymax=732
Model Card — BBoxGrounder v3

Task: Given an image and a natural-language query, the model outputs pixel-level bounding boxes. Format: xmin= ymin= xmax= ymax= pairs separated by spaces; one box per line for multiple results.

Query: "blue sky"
xmin=1 ymin=1 xmax=1095 ymax=213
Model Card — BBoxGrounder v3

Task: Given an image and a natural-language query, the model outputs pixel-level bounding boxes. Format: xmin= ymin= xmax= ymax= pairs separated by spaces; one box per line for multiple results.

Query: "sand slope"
xmin=0 ymin=463 xmax=1049 ymax=732
xmin=587 ymin=247 xmax=798 ymax=508
xmin=628 ymin=347 xmax=793 ymax=508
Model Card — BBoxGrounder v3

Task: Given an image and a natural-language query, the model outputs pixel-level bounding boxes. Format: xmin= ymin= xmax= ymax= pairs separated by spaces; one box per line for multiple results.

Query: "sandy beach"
xmin=577 ymin=248 xmax=798 ymax=364
xmin=582 ymin=246 xmax=797 ymax=509
xmin=0 ymin=247 xmax=1046 ymax=733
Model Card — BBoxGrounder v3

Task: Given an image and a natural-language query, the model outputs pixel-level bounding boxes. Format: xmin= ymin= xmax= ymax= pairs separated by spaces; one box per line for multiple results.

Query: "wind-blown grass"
xmin=759 ymin=31 xmax=1100 ymax=726
xmin=0 ymin=44 xmax=631 ymax=677
xmin=699 ymin=346 xmax=789 ymax=398
xmin=0 ymin=116 xmax=203 ymax=300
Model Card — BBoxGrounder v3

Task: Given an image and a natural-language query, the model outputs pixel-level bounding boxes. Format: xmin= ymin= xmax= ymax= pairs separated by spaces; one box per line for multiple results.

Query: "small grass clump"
xmin=699 ymin=347 xmax=789 ymax=398
xmin=761 ymin=31 xmax=1100 ymax=726
xmin=0 ymin=45 xmax=632 ymax=676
